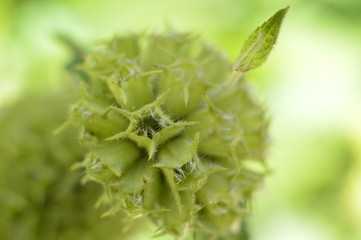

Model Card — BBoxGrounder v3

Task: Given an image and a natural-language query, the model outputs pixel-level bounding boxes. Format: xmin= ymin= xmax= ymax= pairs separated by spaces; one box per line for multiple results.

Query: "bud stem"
xmin=227 ymin=70 xmax=244 ymax=87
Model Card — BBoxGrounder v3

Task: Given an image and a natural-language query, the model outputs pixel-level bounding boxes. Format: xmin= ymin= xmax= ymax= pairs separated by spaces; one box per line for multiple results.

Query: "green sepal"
xmin=88 ymin=141 xmax=141 ymax=181
xmin=177 ymin=161 xmax=226 ymax=192
xmin=153 ymin=133 xmax=199 ymax=169
xmin=111 ymin=157 xmax=152 ymax=193
xmin=161 ymin=168 xmax=182 ymax=212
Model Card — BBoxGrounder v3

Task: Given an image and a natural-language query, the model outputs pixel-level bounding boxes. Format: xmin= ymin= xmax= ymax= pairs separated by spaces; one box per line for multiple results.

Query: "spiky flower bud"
xmin=69 ymin=8 xmax=288 ymax=238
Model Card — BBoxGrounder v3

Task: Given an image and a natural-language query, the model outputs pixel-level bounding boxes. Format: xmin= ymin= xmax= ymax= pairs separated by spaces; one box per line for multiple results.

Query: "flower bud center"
xmin=136 ymin=112 xmax=166 ymax=138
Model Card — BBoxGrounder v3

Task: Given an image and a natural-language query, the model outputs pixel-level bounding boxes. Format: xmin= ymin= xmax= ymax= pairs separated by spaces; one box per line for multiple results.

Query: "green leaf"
xmin=234 ymin=6 xmax=289 ymax=72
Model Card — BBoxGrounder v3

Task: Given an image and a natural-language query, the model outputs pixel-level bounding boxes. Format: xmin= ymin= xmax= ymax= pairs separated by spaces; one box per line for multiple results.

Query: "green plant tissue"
xmin=0 ymin=93 xmax=138 ymax=240
xmin=67 ymin=7 xmax=288 ymax=239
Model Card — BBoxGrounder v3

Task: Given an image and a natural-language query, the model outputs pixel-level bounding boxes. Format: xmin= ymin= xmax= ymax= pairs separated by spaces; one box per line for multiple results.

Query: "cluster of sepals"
xmin=70 ymin=7 xmax=288 ymax=239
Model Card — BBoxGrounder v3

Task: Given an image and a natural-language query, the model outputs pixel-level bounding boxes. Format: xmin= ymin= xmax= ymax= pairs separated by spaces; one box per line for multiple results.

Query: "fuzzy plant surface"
xmin=68 ymin=7 xmax=288 ymax=239
xmin=0 ymin=93 xmax=141 ymax=240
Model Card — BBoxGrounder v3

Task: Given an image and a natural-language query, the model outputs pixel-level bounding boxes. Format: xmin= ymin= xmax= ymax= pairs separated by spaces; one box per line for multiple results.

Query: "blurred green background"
xmin=1 ymin=0 xmax=361 ymax=239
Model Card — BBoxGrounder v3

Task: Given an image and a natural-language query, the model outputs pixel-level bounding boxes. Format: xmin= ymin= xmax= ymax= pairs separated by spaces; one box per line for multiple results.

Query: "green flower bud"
xmin=69 ymin=8 xmax=288 ymax=239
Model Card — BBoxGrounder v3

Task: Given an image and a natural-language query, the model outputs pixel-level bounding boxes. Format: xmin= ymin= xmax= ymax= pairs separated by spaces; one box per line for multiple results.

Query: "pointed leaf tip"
xmin=234 ymin=6 xmax=289 ymax=73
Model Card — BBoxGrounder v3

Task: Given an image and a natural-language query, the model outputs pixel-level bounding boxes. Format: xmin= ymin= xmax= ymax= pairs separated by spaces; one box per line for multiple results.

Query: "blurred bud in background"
xmin=0 ymin=91 xmax=151 ymax=240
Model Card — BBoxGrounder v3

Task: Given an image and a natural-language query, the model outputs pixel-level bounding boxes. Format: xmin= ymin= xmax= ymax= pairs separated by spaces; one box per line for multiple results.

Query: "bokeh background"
xmin=1 ymin=0 xmax=361 ymax=239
